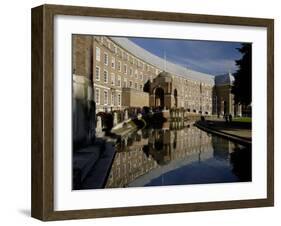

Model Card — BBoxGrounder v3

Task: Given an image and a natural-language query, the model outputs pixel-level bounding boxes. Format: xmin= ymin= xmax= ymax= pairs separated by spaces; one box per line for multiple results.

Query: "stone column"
xmin=113 ymin=112 xmax=118 ymax=126
xmin=221 ymin=100 xmax=224 ymax=115
xmin=237 ymin=104 xmax=242 ymax=117
xmin=96 ymin=116 xmax=103 ymax=137
xmin=124 ymin=109 xmax=128 ymax=120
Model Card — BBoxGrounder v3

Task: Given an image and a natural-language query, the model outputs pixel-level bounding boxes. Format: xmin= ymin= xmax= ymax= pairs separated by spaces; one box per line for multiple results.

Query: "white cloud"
xmin=169 ymin=56 xmax=238 ymax=75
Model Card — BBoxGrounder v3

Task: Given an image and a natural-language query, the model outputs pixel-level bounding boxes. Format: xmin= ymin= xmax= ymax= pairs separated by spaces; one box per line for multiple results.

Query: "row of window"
xmin=96 ymin=38 xmax=213 ymax=89
xmin=95 ymin=46 xmax=157 ymax=76
xmin=98 ymin=37 xmax=148 ymax=70
xmin=95 ymin=66 xmax=144 ymax=90
xmin=95 ymin=66 xmax=144 ymax=81
xmin=95 ymin=88 xmax=121 ymax=106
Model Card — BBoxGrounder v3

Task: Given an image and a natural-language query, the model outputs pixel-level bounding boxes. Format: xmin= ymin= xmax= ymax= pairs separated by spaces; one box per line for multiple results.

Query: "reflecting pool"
xmin=105 ymin=122 xmax=252 ymax=188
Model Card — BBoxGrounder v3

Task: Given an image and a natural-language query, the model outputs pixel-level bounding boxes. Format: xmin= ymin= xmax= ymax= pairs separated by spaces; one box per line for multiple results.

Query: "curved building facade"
xmin=72 ymin=35 xmax=240 ymax=116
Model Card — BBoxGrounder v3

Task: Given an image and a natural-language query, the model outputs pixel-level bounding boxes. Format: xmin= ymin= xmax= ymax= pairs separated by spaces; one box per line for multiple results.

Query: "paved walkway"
xmin=205 ymin=119 xmax=251 ymax=140
xmin=73 ymin=138 xmax=116 ymax=190
xmin=195 ymin=119 xmax=252 ymax=146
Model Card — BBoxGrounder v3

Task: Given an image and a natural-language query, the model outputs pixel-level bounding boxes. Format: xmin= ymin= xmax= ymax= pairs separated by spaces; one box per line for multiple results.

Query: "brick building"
xmin=72 ymin=35 xmax=241 ymax=128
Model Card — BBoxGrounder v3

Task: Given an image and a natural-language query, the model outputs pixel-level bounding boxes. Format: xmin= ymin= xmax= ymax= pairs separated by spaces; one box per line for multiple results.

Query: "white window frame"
xmin=117 ymin=76 xmax=121 ymax=87
xmin=104 ymin=90 xmax=108 ymax=105
xmin=104 ymin=52 xmax=108 ymax=66
xmin=118 ymin=61 xmax=121 ymax=72
xmin=139 ymin=73 xmax=143 ymax=80
xmin=95 ymin=66 xmax=100 ymax=81
xmin=117 ymin=93 xmax=121 ymax=106
xmin=111 ymin=92 xmax=115 ymax=106
xmin=95 ymin=47 xmax=100 ymax=62
xmin=104 ymin=70 xmax=108 ymax=83
xmin=111 ymin=57 xmax=115 ymax=69
xmin=111 ymin=73 xmax=115 ymax=86
xmin=124 ymin=78 xmax=127 ymax=88
xmin=124 ymin=64 xmax=127 ymax=74
xmin=95 ymin=88 xmax=100 ymax=104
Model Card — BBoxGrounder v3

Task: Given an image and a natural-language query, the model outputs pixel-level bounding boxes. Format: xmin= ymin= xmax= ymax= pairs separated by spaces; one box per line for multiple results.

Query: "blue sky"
xmin=129 ymin=37 xmax=243 ymax=76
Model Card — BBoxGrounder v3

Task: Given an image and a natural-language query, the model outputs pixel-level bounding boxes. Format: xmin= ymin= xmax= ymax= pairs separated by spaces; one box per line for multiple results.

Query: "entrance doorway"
xmin=155 ymin=87 xmax=164 ymax=109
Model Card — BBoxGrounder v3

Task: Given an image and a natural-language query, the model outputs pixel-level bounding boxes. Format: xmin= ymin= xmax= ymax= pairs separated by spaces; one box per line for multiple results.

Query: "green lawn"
xmin=233 ymin=117 xmax=252 ymax=123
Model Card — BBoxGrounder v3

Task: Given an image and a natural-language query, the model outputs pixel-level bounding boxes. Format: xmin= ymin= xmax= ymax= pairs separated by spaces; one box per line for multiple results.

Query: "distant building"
xmin=72 ymin=35 xmax=242 ymax=117
xmin=214 ymin=73 xmax=242 ymax=116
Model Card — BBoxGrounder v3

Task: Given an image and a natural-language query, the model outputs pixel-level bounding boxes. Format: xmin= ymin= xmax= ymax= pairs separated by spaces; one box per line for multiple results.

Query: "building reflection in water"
xmin=105 ymin=122 xmax=251 ymax=188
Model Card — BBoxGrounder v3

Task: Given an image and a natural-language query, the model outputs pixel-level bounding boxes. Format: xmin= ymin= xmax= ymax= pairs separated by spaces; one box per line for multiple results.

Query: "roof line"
xmin=110 ymin=37 xmax=215 ymax=85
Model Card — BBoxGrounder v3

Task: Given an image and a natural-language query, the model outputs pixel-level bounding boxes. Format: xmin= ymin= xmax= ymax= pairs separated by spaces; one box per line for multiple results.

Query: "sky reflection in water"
xmin=105 ymin=123 xmax=251 ymax=188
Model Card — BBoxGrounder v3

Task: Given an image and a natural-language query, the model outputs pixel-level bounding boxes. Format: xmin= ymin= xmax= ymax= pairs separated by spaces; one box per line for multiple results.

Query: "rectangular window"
xmin=95 ymin=88 xmax=100 ymax=104
xmin=111 ymin=57 xmax=115 ymax=68
xmin=111 ymin=73 xmax=115 ymax=86
xmin=111 ymin=93 xmax=115 ymax=106
xmin=117 ymin=76 xmax=121 ymax=87
xmin=95 ymin=66 xmax=100 ymax=81
xmin=113 ymin=45 xmax=117 ymax=53
xmin=123 ymin=64 xmax=127 ymax=74
xmin=104 ymin=70 xmax=108 ymax=83
xmin=104 ymin=90 xmax=108 ymax=105
xmin=118 ymin=61 xmax=121 ymax=72
xmin=135 ymin=82 xmax=138 ymax=89
xmin=129 ymin=68 xmax=133 ymax=76
xmin=123 ymin=78 xmax=127 ymax=88
xmin=139 ymin=84 xmax=143 ymax=90
xmin=139 ymin=73 xmax=143 ymax=80
xmin=95 ymin=47 xmax=100 ymax=62
xmin=129 ymin=81 xmax=133 ymax=88
xmin=117 ymin=93 xmax=121 ymax=106
xmin=104 ymin=52 xmax=108 ymax=65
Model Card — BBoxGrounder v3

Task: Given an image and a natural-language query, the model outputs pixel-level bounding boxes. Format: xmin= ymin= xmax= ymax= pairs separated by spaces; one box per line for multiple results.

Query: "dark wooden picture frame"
xmin=31 ymin=4 xmax=274 ymax=221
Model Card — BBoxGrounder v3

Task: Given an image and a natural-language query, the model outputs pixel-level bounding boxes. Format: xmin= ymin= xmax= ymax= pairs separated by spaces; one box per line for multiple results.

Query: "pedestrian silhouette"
xmin=229 ymin=114 xmax=232 ymax=122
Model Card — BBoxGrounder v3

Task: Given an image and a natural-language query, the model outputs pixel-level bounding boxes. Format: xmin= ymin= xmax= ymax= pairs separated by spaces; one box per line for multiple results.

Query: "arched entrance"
xmin=155 ymin=87 xmax=164 ymax=109
xmin=174 ymin=89 xmax=178 ymax=108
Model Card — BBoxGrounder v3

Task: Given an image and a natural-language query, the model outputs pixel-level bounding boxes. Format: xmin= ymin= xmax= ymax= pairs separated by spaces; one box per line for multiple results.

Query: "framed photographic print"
xmin=31 ymin=4 xmax=274 ymax=221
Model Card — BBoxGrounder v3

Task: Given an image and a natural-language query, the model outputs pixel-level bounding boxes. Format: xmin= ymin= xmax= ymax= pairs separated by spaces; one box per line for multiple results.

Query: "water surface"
xmin=105 ymin=122 xmax=251 ymax=188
